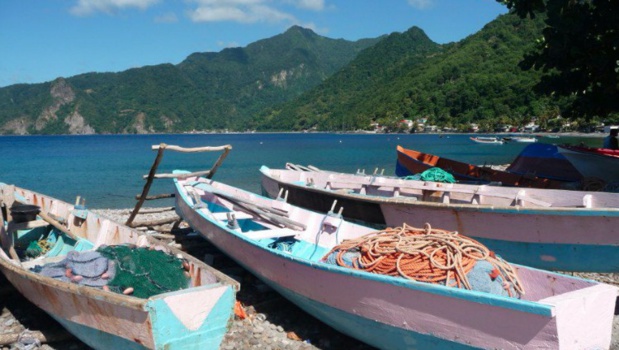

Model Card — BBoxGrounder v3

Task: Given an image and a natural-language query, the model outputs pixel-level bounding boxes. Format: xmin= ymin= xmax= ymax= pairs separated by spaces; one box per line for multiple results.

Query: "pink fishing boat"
xmin=0 ymin=183 xmax=238 ymax=350
xmin=173 ymin=171 xmax=618 ymax=349
xmin=260 ymin=165 xmax=619 ymax=272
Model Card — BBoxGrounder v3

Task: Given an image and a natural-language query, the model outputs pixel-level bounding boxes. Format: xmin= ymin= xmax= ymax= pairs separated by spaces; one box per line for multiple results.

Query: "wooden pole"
xmin=126 ymin=143 xmax=167 ymax=226
xmin=207 ymin=145 xmax=232 ymax=179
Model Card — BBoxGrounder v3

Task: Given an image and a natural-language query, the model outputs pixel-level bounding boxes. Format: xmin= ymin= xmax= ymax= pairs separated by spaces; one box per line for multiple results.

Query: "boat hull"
xmin=395 ymin=145 xmax=567 ymax=188
xmin=558 ymin=146 xmax=619 ymax=184
xmin=174 ymin=178 xmax=617 ymax=349
xmin=261 ymin=166 xmax=619 ymax=272
xmin=380 ymin=202 xmax=619 ymax=272
xmin=261 ymin=175 xmax=386 ymax=225
xmin=0 ymin=184 xmax=237 ymax=350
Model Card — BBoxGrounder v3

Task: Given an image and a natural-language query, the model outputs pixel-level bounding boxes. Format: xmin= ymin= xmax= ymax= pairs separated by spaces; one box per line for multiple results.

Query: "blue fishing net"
xmin=34 ymin=250 xmax=115 ymax=288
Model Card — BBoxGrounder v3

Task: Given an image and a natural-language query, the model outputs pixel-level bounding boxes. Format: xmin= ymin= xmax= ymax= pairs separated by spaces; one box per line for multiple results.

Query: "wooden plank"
xmin=147 ymin=170 xmax=212 ymax=179
xmin=150 ymin=144 xmax=232 ymax=153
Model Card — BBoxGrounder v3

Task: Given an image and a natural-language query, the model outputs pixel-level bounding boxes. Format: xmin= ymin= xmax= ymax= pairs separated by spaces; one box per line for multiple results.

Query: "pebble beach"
xmin=1 ymin=207 xmax=619 ymax=350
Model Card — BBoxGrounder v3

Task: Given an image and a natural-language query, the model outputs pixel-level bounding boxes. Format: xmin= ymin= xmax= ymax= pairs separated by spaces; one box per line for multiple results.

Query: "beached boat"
xmin=0 ymin=183 xmax=238 ymax=350
xmin=505 ymin=143 xmax=583 ymax=182
xmin=557 ymin=145 xmax=619 ymax=184
xmin=470 ymin=136 xmax=504 ymax=144
xmin=261 ymin=165 xmax=619 ymax=272
xmin=173 ymin=172 xmax=617 ymax=349
xmin=395 ymin=145 xmax=571 ymax=189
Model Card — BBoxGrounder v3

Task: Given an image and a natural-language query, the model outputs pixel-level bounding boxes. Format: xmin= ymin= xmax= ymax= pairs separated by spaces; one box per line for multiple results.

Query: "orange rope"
xmin=324 ymin=223 xmax=524 ymax=295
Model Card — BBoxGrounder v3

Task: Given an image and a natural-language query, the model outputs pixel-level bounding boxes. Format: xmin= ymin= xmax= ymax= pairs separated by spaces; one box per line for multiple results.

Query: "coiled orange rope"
xmin=324 ymin=223 xmax=524 ymax=296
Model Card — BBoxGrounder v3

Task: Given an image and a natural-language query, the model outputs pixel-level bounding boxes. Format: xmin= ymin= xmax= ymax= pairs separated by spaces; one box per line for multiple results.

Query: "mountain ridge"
xmin=0 ymin=26 xmax=382 ymax=134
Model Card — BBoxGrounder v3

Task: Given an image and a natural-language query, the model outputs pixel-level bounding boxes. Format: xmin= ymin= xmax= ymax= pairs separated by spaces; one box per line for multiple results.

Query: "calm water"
xmin=0 ymin=133 xmax=599 ymax=209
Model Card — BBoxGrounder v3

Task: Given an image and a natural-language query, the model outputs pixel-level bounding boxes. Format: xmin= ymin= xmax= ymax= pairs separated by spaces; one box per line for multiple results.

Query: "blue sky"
xmin=0 ymin=0 xmax=507 ymax=88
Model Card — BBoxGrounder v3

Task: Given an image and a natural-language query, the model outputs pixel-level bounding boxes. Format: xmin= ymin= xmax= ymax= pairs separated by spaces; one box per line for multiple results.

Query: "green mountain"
xmin=256 ymin=13 xmax=560 ymax=132
xmin=0 ymin=26 xmax=381 ymax=135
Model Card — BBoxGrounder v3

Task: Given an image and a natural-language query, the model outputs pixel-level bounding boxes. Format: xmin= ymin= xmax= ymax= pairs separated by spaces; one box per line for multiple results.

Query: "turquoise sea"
xmin=0 ymin=133 xmax=600 ymax=209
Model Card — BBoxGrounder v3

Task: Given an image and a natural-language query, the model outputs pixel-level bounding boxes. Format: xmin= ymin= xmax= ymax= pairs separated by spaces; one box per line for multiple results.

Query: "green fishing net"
xmin=403 ymin=167 xmax=456 ymax=183
xmin=96 ymin=245 xmax=189 ymax=299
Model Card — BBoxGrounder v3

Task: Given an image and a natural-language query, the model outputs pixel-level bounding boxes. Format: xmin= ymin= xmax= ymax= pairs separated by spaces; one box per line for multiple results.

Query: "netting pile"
xmin=97 ymin=245 xmax=190 ymax=298
xmin=402 ymin=167 xmax=456 ymax=183
xmin=322 ymin=223 xmax=524 ymax=298
xmin=34 ymin=245 xmax=190 ymax=298
xmin=35 ymin=250 xmax=115 ymax=288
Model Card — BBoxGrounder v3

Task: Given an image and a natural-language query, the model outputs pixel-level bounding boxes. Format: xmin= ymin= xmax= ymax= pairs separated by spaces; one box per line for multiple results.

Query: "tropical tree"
xmin=498 ymin=0 xmax=619 ymax=119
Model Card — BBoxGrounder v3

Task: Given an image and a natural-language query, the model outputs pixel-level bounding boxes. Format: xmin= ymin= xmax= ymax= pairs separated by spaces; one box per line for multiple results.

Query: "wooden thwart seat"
xmin=211 ymin=211 xmax=254 ymax=221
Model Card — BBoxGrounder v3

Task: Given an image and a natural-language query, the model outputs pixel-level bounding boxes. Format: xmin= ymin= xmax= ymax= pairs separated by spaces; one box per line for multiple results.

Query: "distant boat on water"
xmin=510 ymin=136 xmax=537 ymax=143
xmin=470 ymin=136 xmax=503 ymax=144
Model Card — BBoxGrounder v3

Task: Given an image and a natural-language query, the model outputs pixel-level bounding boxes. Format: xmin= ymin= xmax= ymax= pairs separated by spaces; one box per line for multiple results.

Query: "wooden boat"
xmin=395 ymin=145 xmax=571 ymax=189
xmin=173 ymin=172 xmax=618 ymax=349
xmin=0 ymin=183 xmax=238 ymax=350
xmin=261 ymin=165 xmax=619 ymax=272
xmin=558 ymin=145 xmax=619 ymax=184
xmin=470 ymin=136 xmax=504 ymax=144
xmin=505 ymin=143 xmax=583 ymax=182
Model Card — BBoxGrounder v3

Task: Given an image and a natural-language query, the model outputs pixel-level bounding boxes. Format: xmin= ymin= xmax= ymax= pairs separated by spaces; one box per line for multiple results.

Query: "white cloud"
xmin=154 ymin=12 xmax=178 ymax=23
xmin=187 ymin=0 xmax=321 ymax=24
xmin=293 ymin=0 xmax=324 ymax=11
xmin=70 ymin=0 xmax=160 ymax=16
xmin=407 ymin=0 xmax=433 ymax=10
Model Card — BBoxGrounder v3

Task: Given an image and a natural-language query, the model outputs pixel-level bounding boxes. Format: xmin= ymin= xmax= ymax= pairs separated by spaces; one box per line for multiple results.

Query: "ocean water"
xmin=0 ymin=133 xmax=596 ymax=209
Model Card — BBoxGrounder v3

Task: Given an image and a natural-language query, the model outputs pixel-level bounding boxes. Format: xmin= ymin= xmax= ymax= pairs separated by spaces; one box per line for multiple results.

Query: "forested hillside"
xmin=0 ymin=13 xmax=575 ymax=135
xmin=256 ymin=14 xmax=565 ymax=132
xmin=0 ymin=26 xmax=380 ymax=134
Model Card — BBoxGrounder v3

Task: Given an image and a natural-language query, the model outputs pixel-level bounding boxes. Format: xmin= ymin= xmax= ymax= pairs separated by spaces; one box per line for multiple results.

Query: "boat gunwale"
xmin=172 ymin=173 xmax=614 ymax=319
xmin=0 ymin=183 xmax=239 ymax=309
xmin=260 ymin=167 xmax=619 ymax=216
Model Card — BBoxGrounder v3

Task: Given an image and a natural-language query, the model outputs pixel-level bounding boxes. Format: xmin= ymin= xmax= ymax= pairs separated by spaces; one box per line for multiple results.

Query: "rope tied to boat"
xmin=323 ymin=223 xmax=524 ymax=297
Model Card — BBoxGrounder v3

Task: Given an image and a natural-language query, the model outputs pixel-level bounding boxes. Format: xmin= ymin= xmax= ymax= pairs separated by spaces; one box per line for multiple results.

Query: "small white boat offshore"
xmin=509 ymin=136 xmax=537 ymax=143
xmin=260 ymin=165 xmax=619 ymax=272
xmin=172 ymin=172 xmax=618 ymax=350
xmin=0 ymin=183 xmax=238 ymax=350
xmin=470 ymin=136 xmax=504 ymax=144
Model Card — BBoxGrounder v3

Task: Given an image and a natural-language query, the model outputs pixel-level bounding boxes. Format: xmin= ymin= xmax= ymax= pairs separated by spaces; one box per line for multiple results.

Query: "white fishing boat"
xmin=261 ymin=165 xmax=619 ymax=272
xmin=172 ymin=171 xmax=618 ymax=350
xmin=470 ymin=136 xmax=504 ymax=144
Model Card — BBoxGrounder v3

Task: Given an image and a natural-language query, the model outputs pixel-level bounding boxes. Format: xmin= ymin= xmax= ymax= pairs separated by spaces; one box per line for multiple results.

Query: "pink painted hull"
xmin=174 ymin=176 xmax=618 ymax=349
xmin=0 ymin=184 xmax=238 ymax=350
xmin=260 ymin=166 xmax=619 ymax=271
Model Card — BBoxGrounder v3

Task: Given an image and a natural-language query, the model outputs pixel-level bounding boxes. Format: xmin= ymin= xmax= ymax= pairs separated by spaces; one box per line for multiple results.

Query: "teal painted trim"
xmin=50 ymin=314 xmax=149 ymax=350
xmin=271 ymin=282 xmax=481 ymax=350
xmin=173 ymin=174 xmax=555 ymax=318
xmin=147 ymin=285 xmax=235 ymax=350
xmin=475 ymin=237 xmax=619 ymax=272
xmin=450 ymin=205 xmax=619 ymax=217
